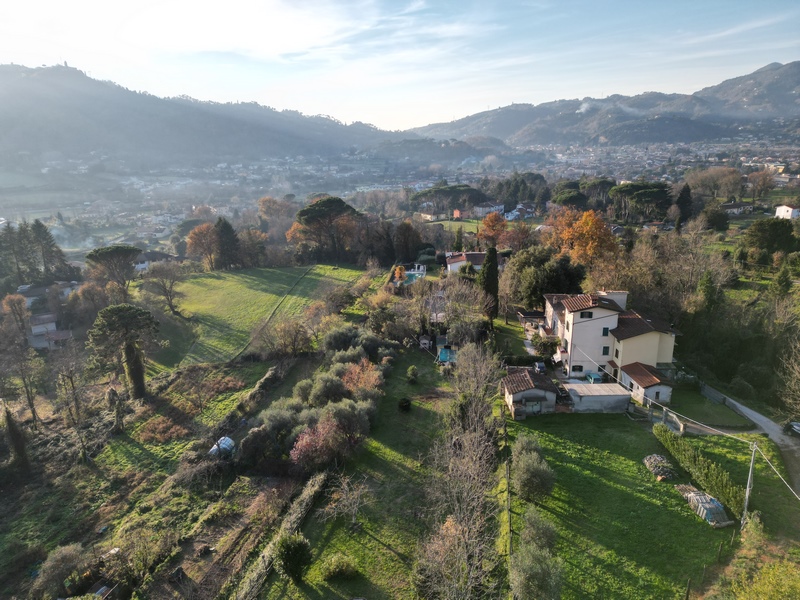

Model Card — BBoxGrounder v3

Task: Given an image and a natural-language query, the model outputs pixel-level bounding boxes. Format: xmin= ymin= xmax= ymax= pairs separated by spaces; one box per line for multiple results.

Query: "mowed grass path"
xmin=508 ymin=415 xmax=729 ymax=599
xmin=171 ymin=265 xmax=362 ymax=366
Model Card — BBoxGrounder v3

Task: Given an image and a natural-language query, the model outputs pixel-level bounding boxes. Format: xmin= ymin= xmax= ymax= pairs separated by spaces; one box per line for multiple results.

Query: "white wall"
xmin=565 ymin=308 xmax=619 ymax=374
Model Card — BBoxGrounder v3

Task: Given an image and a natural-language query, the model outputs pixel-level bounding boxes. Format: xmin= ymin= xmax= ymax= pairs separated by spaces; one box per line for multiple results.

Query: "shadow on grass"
xmin=511 ymin=414 xmax=728 ymax=599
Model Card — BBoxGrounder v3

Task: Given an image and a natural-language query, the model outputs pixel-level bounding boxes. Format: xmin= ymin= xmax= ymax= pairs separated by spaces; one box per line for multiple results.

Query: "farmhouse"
xmin=720 ymin=202 xmax=751 ymax=216
xmin=135 ymin=251 xmax=176 ymax=272
xmin=775 ymin=204 xmax=800 ymax=219
xmin=540 ymin=290 xmax=677 ymax=404
xmin=446 ymin=252 xmax=486 ymax=272
xmin=472 ymin=202 xmax=505 ymax=218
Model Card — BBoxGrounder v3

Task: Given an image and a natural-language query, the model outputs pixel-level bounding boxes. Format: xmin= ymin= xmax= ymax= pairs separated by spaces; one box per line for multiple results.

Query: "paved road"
xmin=724 ymin=398 xmax=800 ymax=494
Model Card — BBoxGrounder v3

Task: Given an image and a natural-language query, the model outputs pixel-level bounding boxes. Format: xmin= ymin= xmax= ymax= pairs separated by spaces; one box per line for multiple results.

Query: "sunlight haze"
xmin=1 ymin=0 xmax=799 ymax=129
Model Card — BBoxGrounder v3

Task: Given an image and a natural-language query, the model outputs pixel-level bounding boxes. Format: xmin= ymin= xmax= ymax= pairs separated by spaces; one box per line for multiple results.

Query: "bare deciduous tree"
xmin=319 ymin=473 xmax=372 ymax=526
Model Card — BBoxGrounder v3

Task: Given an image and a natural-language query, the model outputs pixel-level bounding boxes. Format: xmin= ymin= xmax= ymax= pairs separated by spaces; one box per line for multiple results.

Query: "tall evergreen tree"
xmin=477 ymin=247 xmax=499 ymax=320
xmin=30 ymin=219 xmax=68 ymax=278
xmin=214 ymin=217 xmax=241 ymax=270
xmin=87 ymin=304 xmax=159 ymax=400
xmin=454 ymin=226 xmax=463 ymax=252
xmin=676 ymin=183 xmax=693 ymax=225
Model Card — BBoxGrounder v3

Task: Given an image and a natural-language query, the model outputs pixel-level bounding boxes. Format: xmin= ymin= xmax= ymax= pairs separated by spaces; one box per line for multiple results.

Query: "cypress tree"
xmin=676 ymin=183 xmax=693 ymax=226
xmin=214 ymin=217 xmax=241 ymax=270
xmin=477 ymin=247 xmax=499 ymax=319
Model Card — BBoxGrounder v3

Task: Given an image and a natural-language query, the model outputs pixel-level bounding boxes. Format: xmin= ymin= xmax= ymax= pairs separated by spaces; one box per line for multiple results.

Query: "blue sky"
xmin=2 ymin=1 xmax=798 ymax=130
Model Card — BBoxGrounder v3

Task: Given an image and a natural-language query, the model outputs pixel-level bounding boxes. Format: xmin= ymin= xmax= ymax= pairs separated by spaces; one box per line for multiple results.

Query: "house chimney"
xmin=597 ymin=290 xmax=628 ymax=310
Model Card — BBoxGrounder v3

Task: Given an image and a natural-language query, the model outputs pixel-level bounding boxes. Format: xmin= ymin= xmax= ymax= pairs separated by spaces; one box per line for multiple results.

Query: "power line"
xmin=569 ymin=344 xmax=800 ymax=504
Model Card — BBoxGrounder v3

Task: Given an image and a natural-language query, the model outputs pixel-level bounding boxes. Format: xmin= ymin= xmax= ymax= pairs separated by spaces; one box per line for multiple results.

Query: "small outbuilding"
xmin=563 ymin=383 xmax=631 ymax=413
xmin=620 ymin=362 xmax=673 ymax=405
xmin=502 ymin=368 xmax=558 ymax=419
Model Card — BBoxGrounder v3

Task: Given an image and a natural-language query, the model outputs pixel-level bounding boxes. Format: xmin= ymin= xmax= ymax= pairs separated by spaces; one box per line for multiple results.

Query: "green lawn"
xmin=670 ymin=388 xmax=753 ymax=428
xmin=149 ymin=264 xmax=363 ymax=367
xmin=494 ymin=319 xmax=529 ymax=356
xmin=261 ymin=350 xmax=448 ymax=599
xmin=685 ymin=433 xmax=800 ymax=540
xmin=507 ymin=414 xmax=730 ymax=599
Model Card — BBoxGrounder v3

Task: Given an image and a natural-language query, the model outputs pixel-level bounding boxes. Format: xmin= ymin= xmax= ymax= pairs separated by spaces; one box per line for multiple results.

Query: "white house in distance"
xmin=446 ymin=252 xmax=487 ymax=272
xmin=775 ymin=205 xmax=800 ymax=220
xmin=472 ymin=203 xmax=505 ymax=218
xmin=541 ymin=290 xmax=677 ymax=403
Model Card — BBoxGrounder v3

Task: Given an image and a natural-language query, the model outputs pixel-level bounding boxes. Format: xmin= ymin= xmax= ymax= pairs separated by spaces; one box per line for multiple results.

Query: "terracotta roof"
xmin=543 ymin=294 xmax=571 ymax=310
xmin=30 ymin=313 xmax=57 ymax=326
xmin=562 ymin=294 xmax=623 ymax=313
xmin=446 ymin=252 xmax=486 ymax=266
xmin=503 ymin=369 xmax=558 ymax=395
xmin=621 ymin=362 xmax=666 ymax=389
xmin=607 ymin=360 xmax=619 ymax=369
xmin=611 ymin=310 xmax=679 ymax=341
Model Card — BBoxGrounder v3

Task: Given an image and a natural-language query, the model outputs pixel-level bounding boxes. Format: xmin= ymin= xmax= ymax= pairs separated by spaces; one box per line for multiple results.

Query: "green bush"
xmin=274 ymin=533 xmax=312 ymax=582
xmin=320 ymin=552 xmax=359 ymax=580
xmin=513 ymin=451 xmax=555 ymax=502
xmin=509 ymin=543 xmax=563 ymax=600
xmin=652 ymin=423 xmax=745 ymax=518
xmin=520 ymin=506 xmax=557 ymax=552
xmin=406 ymin=365 xmax=418 ymax=383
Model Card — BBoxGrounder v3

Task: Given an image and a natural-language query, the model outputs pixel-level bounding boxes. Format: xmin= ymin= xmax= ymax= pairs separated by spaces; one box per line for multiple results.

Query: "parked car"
xmin=783 ymin=422 xmax=800 ymax=437
xmin=534 ymin=361 xmax=547 ymax=375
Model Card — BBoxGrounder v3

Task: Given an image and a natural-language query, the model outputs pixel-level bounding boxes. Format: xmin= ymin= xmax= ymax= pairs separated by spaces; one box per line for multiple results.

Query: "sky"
xmin=1 ymin=0 xmax=799 ymax=130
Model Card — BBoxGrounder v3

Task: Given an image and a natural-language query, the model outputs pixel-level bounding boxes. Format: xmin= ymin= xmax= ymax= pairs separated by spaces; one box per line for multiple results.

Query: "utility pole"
xmin=742 ymin=442 xmax=757 ymax=523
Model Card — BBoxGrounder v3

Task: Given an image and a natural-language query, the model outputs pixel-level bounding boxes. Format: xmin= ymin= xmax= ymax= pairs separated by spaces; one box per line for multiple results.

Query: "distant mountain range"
xmin=412 ymin=61 xmax=800 ymax=146
xmin=0 ymin=62 xmax=798 ymax=167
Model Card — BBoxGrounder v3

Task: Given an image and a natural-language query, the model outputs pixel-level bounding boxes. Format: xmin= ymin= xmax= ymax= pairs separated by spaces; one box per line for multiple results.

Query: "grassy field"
xmin=260 ymin=350 xmax=448 ymax=599
xmin=685 ymin=433 xmax=800 ymax=540
xmin=670 ymin=387 xmax=753 ymax=428
xmin=507 ymin=414 xmax=731 ymax=599
xmin=148 ymin=264 xmax=364 ymax=369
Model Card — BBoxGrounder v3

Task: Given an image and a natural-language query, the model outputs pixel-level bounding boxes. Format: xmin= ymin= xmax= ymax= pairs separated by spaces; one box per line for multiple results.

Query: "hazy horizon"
xmin=2 ymin=1 xmax=799 ymax=130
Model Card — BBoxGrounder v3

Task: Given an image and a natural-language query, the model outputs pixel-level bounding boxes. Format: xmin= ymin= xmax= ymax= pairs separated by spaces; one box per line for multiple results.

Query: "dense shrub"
xmin=513 ymin=451 xmax=556 ymax=502
xmin=406 ymin=365 xmax=418 ymax=383
xmin=322 ymin=325 xmax=362 ymax=353
xmin=308 ymin=374 xmax=349 ymax=407
xmin=520 ymin=506 xmax=557 ymax=552
xmin=320 ymin=552 xmax=359 ymax=580
xmin=31 ymin=543 xmax=86 ymax=599
xmin=509 ymin=543 xmax=563 ymax=600
xmin=652 ymin=423 xmax=745 ymax=518
xmin=274 ymin=534 xmax=312 ymax=582
xmin=512 ymin=433 xmax=541 ymax=459
xmin=292 ymin=379 xmax=314 ymax=403
xmin=330 ymin=346 xmax=367 ymax=365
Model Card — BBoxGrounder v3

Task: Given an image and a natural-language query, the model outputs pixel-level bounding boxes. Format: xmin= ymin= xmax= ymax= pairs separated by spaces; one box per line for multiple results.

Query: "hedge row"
xmin=231 ymin=471 xmax=329 ymax=600
xmin=652 ymin=423 xmax=746 ymax=518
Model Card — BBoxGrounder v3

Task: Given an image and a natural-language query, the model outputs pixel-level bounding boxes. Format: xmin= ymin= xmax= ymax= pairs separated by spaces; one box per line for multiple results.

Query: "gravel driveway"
xmin=723 ymin=397 xmax=800 ymax=494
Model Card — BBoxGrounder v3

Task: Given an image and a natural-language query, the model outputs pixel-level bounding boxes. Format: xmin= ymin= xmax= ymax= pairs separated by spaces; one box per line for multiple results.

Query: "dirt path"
xmin=722 ymin=398 xmax=800 ymax=494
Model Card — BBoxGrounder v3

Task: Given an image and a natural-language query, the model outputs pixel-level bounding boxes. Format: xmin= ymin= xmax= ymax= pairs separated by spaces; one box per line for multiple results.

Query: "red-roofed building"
xmin=502 ymin=368 xmax=558 ymax=419
xmin=541 ymin=291 xmax=677 ymax=401
xmin=620 ymin=362 xmax=673 ymax=404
